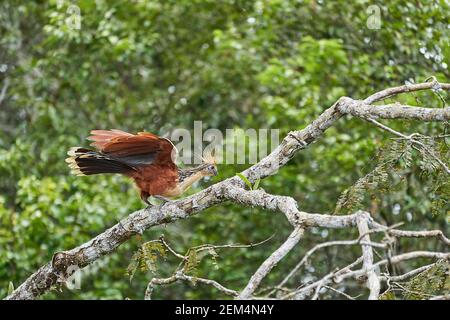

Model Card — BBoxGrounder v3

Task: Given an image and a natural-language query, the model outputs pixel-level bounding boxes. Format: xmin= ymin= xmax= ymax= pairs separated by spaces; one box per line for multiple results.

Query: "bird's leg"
xmin=140 ymin=190 xmax=152 ymax=206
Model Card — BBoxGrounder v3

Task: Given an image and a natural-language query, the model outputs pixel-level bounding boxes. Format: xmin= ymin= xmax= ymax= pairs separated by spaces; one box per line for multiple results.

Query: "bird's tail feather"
xmin=65 ymin=147 xmax=134 ymax=176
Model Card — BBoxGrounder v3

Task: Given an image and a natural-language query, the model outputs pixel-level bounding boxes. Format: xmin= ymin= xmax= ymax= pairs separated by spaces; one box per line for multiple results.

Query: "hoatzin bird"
xmin=65 ymin=129 xmax=217 ymax=204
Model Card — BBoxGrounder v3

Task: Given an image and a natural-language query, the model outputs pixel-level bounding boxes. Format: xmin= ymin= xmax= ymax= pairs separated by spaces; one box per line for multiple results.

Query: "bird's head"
xmin=200 ymin=151 xmax=218 ymax=176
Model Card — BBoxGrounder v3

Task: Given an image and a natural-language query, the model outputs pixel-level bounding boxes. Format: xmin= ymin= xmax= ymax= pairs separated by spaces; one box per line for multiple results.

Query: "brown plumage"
xmin=66 ymin=129 xmax=217 ymax=204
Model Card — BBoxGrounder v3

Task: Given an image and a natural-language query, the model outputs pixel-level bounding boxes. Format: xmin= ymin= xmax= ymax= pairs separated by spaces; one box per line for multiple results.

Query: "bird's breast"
xmin=132 ymin=164 xmax=179 ymax=197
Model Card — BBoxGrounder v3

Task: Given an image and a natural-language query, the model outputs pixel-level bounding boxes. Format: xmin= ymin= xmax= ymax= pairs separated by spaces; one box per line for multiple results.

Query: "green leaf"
xmin=7 ymin=282 xmax=14 ymax=296
xmin=253 ymin=179 xmax=261 ymax=190
xmin=237 ymin=173 xmax=253 ymax=190
xmin=126 ymin=252 xmax=139 ymax=282
xmin=403 ymin=260 xmax=449 ymax=299
xmin=127 ymin=241 xmax=167 ymax=281
xmin=185 ymin=249 xmax=199 ymax=279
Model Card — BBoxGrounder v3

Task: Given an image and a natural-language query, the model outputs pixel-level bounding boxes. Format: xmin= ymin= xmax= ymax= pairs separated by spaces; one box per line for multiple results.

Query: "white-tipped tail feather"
xmin=65 ymin=147 xmax=133 ymax=176
xmin=65 ymin=148 xmax=87 ymax=176
xmin=67 ymin=147 xmax=82 ymax=157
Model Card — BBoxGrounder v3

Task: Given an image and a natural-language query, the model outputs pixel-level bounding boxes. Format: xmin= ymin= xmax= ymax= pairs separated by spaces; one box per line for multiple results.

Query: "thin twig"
xmin=272 ymin=238 xmax=385 ymax=296
xmin=323 ymin=285 xmax=357 ymax=300
xmin=145 ymin=267 xmax=238 ymax=299
xmin=286 ymin=257 xmax=364 ymax=300
xmin=365 ymin=118 xmax=450 ymax=174
xmin=237 ymin=227 xmax=304 ymax=299
xmin=0 ymin=78 xmax=9 ymax=106
xmin=193 ymin=233 xmax=276 ymax=253
xmin=159 ymin=235 xmax=186 ymax=260
xmin=371 ymin=221 xmax=450 ymax=246
xmin=379 ymin=263 xmax=435 ymax=282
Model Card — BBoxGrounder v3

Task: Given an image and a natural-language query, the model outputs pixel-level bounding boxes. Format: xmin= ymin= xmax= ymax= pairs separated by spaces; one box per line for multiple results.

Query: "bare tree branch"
xmin=356 ymin=213 xmax=380 ymax=300
xmin=323 ymin=285 xmax=357 ymax=300
xmin=143 ymin=235 xmax=274 ymax=299
xmin=363 ymin=80 xmax=450 ymax=104
xmin=273 ymin=238 xmax=385 ymax=295
xmin=5 ymin=81 xmax=450 ymax=300
xmin=237 ymin=226 xmax=304 ymax=299
xmin=145 ymin=272 xmax=239 ymax=300
xmin=222 ymin=186 xmax=365 ymax=229
xmin=334 ymin=251 xmax=449 ymax=284
xmin=364 ymin=118 xmax=450 ymax=174
xmin=291 ymin=251 xmax=448 ymax=300
xmin=379 ymin=263 xmax=435 ymax=282
xmin=338 ymin=99 xmax=450 ymax=122
xmin=371 ymin=222 xmax=450 ymax=246
xmin=290 ymin=257 xmax=364 ymax=300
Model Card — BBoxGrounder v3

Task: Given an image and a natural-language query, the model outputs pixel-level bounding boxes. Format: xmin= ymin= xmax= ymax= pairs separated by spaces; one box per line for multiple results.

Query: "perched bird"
xmin=66 ymin=129 xmax=217 ymax=204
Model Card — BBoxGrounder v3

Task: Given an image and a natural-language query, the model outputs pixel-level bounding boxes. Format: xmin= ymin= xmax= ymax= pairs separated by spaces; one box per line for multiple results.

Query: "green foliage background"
xmin=0 ymin=0 xmax=448 ymax=299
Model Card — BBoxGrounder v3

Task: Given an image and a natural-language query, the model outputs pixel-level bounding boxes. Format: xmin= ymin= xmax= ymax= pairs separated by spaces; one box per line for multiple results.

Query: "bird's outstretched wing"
xmin=87 ymin=129 xmax=177 ymax=167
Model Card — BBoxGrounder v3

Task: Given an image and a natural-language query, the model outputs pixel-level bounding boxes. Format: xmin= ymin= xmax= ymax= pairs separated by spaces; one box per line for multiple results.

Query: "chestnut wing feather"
xmin=87 ymin=130 xmax=177 ymax=167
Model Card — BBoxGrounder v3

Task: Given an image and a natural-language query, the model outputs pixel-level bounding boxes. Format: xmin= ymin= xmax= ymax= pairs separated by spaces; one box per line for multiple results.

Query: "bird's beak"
xmin=212 ymin=167 xmax=218 ymax=176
